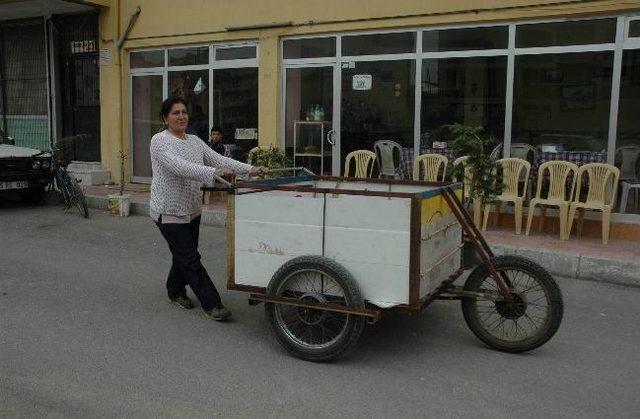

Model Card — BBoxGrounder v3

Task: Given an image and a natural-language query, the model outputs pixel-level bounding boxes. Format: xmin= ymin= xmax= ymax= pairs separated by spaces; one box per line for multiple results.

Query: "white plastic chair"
xmin=489 ymin=143 xmax=503 ymax=160
xmin=510 ymin=143 xmax=538 ymax=199
xmin=615 ymin=146 xmax=640 ymax=181
xmin=526 ymin=161 xmax=578 ymax=240
xmin=344 ymin=150 xmax=376 ymax=178
xmin=413 ymin=153 xmax=448 ymax=182
xmin=482 ymin=158 xmax=531 ymax=235
xmin=373 ymin=140 xmax=402 ymax=179
xmin=567 ymin=163 xmax=620 ymax=244
xmin=615 ymin=146 xmax=640 ymax=213
xmin=510 ymin=143 xmax=538 ymax=166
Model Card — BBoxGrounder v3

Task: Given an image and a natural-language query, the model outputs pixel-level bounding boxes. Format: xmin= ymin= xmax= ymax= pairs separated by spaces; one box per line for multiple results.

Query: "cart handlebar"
xmin=207 ymin=167 xmax=316 ymax=191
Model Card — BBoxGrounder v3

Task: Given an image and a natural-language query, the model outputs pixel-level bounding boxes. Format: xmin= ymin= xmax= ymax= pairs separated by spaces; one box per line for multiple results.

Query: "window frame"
xmin=128 ymin=41 xmax=259 ymax=183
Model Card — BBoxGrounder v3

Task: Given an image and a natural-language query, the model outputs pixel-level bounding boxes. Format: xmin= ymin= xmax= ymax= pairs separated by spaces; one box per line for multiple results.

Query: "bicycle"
xmin=49 ymin=153 xmax=89 ymax=218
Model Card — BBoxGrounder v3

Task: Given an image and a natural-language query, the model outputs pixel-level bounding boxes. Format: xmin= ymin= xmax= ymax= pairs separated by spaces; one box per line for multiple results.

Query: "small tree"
xmin=118 ymin=150 xmax=128 ymax=196
xmin=448 ymin=124 xmax=503 ymax=207
xmin=247 ymin=146 xmax=292 ymax=177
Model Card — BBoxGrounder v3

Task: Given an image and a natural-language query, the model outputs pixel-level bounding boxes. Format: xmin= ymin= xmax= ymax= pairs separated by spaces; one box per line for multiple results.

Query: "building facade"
xmin=6 ymin=1 xmax=640 ymax=224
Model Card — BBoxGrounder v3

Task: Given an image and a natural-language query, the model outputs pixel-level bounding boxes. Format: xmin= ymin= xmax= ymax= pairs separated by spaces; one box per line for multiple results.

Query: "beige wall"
xmin=97 ymin=0 xmax=640 ymax=183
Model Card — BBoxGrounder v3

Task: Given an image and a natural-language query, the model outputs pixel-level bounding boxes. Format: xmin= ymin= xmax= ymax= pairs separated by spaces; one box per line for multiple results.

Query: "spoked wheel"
xmin=461 ymin=255 xmax=563 ymax=353
xmin=70 ymin=178 xmax=89 ymax=218
xmin=57 ymin=169 xmax=89 ymax=218
xmin=265 ymin=256 xmax=366 ymax=362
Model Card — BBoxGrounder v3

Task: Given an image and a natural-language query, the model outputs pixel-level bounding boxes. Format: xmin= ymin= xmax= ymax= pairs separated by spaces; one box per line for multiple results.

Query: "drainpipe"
xmin=115 ymin=4 xmax=140 ymax=188
xmin=116 ymin=6 xmax=141 ymax=49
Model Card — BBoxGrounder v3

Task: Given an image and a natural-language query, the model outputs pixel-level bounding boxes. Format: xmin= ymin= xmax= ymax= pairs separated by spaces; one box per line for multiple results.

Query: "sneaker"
xmin=170 ymin=295 xmax=195 ymax=310
xmin=204 ymin=306 xmax=232 ymax=321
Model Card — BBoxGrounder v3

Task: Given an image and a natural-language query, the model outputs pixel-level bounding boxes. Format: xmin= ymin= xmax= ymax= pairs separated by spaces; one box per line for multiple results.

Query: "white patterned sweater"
xmin=149 ymin=130 xmax=253 ymax=217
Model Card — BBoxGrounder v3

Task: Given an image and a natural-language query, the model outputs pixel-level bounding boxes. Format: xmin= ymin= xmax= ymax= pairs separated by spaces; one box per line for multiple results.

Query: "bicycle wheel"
xmin=58 ymin=169 xmax=89 ymax=218
xmin=55 ymin=169 xmax=73 ymax=205
xmin=461 ymin=255 xmax=563 ymax=353
xmin=72 ymin=180 xmax=89 ymax=218
xmin=265 ymin=255 xmax=366 ymax=362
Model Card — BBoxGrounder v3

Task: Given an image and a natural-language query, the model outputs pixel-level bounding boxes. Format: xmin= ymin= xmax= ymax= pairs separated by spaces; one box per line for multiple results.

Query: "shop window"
xmin=516 ymin=19 xmax=616 ymax=48
xmin=168 ymin=46 xmax=208 ymax=66
xmin=422 ymin=26 xmax=508 ymax=52
xmin=630 ymin=21 xmax=640 ymax=38
xmin=283 ymin=37 xmax=336 ymax=59
xmin=168 ymin=70 xmax=210 ymax=142
xmin=131 ymin=75 xmax=163 ymax=179
xmin=615 ymin=49 xmax=640 ymax=213
xmin=130 ymin=50 xmax=164 ymax=68
xmin=512 ymin=52 xmax=613 ymax=152
xmin=342 ymin=32 xmax=416 ymax=56
xmin=341 ymin=60 xmax=415 ymax=160
xmin=420 ymin=57 xmax=507 ymax=147
xmin=284 ymin=66 xmax=333 ymax=174
xmin=215 ymin=46 xmax=256 ymax=60
xmin=212 ymin=68 xmax=259 ymax=161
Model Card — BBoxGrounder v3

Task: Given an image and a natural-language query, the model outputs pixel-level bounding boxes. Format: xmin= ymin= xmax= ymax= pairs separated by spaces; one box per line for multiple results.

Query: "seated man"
xmin=208 ymin=126 xmax=226 ymax=156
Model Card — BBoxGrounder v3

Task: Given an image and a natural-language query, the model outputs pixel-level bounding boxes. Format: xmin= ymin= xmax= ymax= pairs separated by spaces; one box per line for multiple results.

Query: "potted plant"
xmin=447 ymin=124 xmax=504 ymax=267
xmin=449 ymin=124 xmax=503 ymax=209
xmin=108 ymin=150 xmax=131 ymax=216
xmin=248 ymin=146 xmax=293 ymax=176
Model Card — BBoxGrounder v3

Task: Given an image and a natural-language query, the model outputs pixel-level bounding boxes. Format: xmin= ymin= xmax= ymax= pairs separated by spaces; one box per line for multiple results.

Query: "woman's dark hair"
xmin=160 ymin=96 xmax=188 ymax=120
xmin=210 ymin=126 xmax=222 ymax=133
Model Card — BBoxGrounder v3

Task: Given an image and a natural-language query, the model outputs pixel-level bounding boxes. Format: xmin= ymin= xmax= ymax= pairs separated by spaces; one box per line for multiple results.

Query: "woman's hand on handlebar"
xmin=250 ymin=166 xmax=269 ymax=176
xmin=216 ymin=168 xmax=236 ymax=180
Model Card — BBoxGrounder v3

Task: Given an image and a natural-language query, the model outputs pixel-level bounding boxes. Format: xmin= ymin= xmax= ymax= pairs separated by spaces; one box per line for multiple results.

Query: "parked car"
xmin=0 ymin=129 xmax=52 ymax=203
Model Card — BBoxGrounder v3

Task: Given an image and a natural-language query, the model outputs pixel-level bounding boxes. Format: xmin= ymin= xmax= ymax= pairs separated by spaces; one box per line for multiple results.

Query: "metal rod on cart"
xmin=262 ymin=167 xmax=315 ymax=176
xmin=441 ymin=187 xmax=513 ymax=302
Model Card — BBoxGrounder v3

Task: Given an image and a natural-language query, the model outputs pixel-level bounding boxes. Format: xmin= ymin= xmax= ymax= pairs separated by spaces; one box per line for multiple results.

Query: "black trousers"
xmin=155 ymin=216 xmax=222 ymax=310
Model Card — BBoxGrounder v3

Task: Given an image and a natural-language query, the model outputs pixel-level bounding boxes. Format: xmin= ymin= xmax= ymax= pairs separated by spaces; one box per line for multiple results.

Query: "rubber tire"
xmin=265 ymin=255 xmax=366 ymax=362
xmin=461 ymin=255 xmax=563 ymax=353
xmin=70 ymin=179 xmax=89 ymax=218
xmin=58 ymin=170 xmax=88 ymax=218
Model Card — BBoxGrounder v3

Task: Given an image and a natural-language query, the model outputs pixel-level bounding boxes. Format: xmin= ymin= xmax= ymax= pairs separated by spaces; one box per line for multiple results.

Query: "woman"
xmin=150 ymin=96 xmax=267 ymax=321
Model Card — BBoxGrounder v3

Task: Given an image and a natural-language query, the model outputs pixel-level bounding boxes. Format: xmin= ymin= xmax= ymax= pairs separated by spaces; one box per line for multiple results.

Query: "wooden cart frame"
xmin=216 ymin=172 xmax=513 ymax=320
xmin=204 ymin=169 xmax=563 ymax=360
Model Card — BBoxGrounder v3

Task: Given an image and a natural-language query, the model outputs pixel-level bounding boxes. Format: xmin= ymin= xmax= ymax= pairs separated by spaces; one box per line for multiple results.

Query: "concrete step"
xmin=68 ymin=161 xmax=103 ymax=172
xmin=67 ymin=161 xmax=111 ymax=186
xmin=67 ymin=170 xmax=111 ymax=186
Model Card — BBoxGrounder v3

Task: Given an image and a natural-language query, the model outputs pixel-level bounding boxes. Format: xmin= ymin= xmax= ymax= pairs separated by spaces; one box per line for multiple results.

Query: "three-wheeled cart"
xmin=206 ymin=169 xmax=563 ymax=362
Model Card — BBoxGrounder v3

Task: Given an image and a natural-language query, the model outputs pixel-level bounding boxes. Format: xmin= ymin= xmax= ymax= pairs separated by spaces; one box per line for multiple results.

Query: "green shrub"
xmin=248 ymin=146 xmax=293 ymax=176
xmin=449 ymin=124 xmax=504 ymax=206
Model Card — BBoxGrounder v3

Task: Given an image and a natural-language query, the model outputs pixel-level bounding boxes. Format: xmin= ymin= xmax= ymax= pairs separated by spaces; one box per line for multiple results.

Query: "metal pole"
xmin=0 ymin=24 xmax=8 ymax=137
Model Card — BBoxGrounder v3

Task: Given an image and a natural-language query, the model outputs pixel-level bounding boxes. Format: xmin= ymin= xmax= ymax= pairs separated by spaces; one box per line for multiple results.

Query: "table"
xmin=531 ymin=151 xmax=607 ymax=186
xmin=397 ymin=147 xmax=457 ymax=180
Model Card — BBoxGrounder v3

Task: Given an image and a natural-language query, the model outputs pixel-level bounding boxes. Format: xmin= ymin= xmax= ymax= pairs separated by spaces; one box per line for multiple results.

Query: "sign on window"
xmin=352 ymin=74 xmax=372 ymax=91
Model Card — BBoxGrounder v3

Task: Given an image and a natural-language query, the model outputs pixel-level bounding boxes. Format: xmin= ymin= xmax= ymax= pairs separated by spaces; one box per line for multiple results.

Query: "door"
xmin=340 ymin=60 xmax=416 ymax=173
xmin=62 ymin=54 xmax=101 ymax=161
xmin=284 ymin=64 xmax=339 ymax=175
xmin=57 ymin=13 xmax=101 ymax=161
xmin=131 ymin=74 xmax=164 ymax=181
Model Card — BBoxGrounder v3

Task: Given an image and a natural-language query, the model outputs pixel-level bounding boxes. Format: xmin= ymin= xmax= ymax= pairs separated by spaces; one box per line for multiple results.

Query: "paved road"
xmin=1 ymin=203 xmax=639 ymax=418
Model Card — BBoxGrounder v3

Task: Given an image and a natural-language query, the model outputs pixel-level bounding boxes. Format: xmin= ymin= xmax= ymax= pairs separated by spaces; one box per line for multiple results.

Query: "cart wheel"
xmin=461 ymin=255 xmax=563 ymax=353
xmin=265 ymin=255 xmax=366 ymax=362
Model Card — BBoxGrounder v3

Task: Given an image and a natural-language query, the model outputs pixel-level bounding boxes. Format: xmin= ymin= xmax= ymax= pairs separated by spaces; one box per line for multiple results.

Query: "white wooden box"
xmin=228 ymin=177 xmax=463 ymax=309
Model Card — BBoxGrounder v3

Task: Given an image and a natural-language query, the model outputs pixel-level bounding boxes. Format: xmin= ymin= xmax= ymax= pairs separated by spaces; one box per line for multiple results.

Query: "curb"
xmin=85 ymin=194 xmax=640 ymax=288
xmin=491 ymin=243 xmax=640 ymax=288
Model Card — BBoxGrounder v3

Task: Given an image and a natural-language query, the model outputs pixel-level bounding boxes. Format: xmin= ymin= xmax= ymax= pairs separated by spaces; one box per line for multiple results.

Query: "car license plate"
xmin=0 ymin=181 xmax=29 ymax=190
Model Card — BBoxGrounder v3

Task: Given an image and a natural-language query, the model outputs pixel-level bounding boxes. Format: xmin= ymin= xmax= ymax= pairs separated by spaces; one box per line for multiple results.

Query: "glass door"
xmin=131 ymin=74 xmax=164 ymax=181
xmin=341 ymin=60 xmax=416 ymax=175
xmin=284 ymin=65 xmax=338 ymax=175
